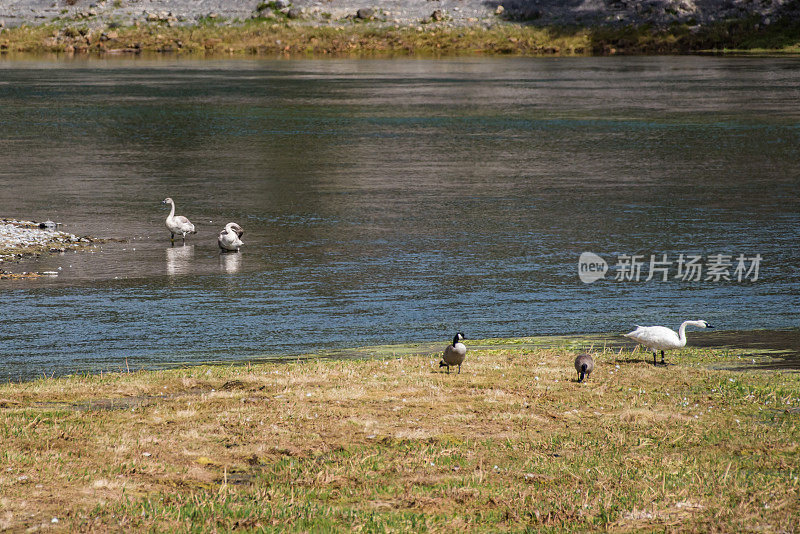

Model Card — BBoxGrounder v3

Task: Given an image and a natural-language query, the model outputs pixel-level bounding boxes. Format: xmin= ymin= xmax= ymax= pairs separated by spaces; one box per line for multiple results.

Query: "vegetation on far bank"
xmin=0 ymin=14 xmax=799 ymax=57
xmin=1 ymin=341 xmax=798 ymax=531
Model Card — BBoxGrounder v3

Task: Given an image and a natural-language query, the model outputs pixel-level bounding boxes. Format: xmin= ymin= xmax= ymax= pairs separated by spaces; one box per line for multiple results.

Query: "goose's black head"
xmin=702 ymin=321 xmax=714 ymax=328
xmin=453 ymin=332 xmax=465 ymax=346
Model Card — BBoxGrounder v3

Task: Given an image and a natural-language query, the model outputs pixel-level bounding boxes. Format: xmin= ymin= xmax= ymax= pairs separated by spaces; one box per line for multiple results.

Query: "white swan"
xmin=162 ymin=197 xmax=196 ymax=242
xmin=218 ymin=222 xmax=244 ymax=252
xmin=624 ymin=320 xmax=713 ymax=366
xmin=439 ymin=332 xmax=466 ymax=374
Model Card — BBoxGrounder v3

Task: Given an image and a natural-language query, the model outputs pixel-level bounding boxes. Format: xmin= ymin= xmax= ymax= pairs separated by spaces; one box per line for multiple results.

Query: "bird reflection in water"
xmin=219 ymin=251 xmax=242 ymax=273
xmin=166 ymin=244 xmax=194 ymax=275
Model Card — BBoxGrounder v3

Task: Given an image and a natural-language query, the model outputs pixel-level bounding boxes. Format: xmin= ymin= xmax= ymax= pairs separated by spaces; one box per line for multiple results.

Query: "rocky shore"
xmin=0 ymin=0 xmax=800 ymax=56
xmin=0 ymin=0 xmax=798 ymax=55
xmin=1 ymin=0 xmax=798 ymax=30
xmin=0 ymin=218 xmax=96 ymax=279
xmin=1 ymin=15 xmax=797 ymax=55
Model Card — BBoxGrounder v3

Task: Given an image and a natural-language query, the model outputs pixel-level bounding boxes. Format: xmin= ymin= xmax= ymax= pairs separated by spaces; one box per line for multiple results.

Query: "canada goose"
xmin=218 ymin=222 xmax=244 ymax=252
xmin=439 ymin=332 xmax=466 ymax=374
xmin=162 ymin=197 xmax=196 ymax=242
xmin=624 ymin=320 xmax=713 ymax=366
xmin=574 ymin=353 xmax=594 ymax=382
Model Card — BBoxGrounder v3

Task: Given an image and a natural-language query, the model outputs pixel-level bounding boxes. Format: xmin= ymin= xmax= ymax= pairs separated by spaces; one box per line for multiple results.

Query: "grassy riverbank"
xmin=1 ymin=340 xmax=798 ymax=531
xmin=1 ymin=16 xmax=799 ymax=56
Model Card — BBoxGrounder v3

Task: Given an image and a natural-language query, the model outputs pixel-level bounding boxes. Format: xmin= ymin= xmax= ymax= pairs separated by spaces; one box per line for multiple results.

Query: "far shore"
xmin=0 ymin=339 xmax=798 ymax=531
xmin=1 ymin=16 xmax=799 ymax=57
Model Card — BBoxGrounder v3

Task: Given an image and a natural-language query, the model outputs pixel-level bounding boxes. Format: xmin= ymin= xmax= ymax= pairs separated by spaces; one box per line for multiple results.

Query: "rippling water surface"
xmin=0 ymin=57 xmax=798 ymax=380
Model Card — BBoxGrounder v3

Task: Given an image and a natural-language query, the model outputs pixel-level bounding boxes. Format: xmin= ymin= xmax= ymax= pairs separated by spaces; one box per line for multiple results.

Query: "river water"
xmin=0 ymin=56 xmax=798 ymax=380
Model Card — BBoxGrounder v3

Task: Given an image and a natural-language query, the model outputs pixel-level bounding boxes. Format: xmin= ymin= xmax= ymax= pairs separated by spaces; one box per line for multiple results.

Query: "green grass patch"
xmin=0 ymin=342 xmax=798 ymax=531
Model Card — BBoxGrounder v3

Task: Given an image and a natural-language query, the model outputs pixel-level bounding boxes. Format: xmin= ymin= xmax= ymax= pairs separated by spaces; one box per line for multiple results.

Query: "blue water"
xmin=0 ymin=57 xmax=798 ymax=380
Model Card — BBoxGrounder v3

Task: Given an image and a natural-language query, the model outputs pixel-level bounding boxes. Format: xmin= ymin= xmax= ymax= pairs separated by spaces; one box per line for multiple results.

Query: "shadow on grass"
xmin=587 ymin=16 xmax=800 ymax=54
xmin=613 ymin=358 xmax=649 ymax=365
xmin=482 ymin=0 xmax=800 ymax=54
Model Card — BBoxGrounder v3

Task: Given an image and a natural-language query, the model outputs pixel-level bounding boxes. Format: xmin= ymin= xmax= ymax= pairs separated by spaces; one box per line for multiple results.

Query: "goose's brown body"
xmin=574 ymin=353 xmax=594 ymax=382
xmin=440 ymin=333 xmax=466 ymax=374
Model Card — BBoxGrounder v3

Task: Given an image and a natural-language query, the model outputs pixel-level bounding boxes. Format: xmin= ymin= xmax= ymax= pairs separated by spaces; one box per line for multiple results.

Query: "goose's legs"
xmin=660 ymin=350 xmax=666 ymax=366
xmin=170 ymin=232 xmax=175 ymax=242
xmin=458 ymin=364 xmax=461 ymax=374
xmin=653 ymin=351 xmax=658 ymax=366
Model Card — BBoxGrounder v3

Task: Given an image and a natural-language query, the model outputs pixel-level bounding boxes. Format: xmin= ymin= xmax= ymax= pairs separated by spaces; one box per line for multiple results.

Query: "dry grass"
xmin=0 ymin=343 xmax=798 ymax=532
xmin=1 ymin=16 xmax=799 ymax=57
xmin=0 ymin=22 xmax=591 ymax=56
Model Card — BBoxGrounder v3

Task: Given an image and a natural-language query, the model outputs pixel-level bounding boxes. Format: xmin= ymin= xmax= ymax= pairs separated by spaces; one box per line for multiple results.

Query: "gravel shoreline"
xmin=0 ymin=218 xmax=96 ymax=278
xmin=1 ymin=0 xmax=797 ymax=30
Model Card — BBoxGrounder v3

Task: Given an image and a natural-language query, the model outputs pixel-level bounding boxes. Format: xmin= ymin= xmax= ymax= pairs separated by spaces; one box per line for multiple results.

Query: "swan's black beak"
xmin=706 ymin=324 xmax=714 ymax=328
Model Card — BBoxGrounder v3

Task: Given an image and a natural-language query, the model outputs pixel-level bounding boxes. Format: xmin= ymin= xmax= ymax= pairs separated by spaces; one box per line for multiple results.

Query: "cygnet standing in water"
xmin=162 ymin=197 xmax=196 ymax=243
xmin=574 ymin=353 xmax=594 ymax=383
xmin=439 ymin=332 xmax=466 ymax=374
xmin=218 ymin=222 xmax=244 ymax=252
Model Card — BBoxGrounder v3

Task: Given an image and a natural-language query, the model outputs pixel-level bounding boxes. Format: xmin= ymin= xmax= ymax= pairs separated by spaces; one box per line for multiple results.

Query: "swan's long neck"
xmin=677 ymin=321 xmax=690 ymax=346
xmin=225 ymin=223 xmax=235 ymax=234
xmin=167 ymin=201 xmax=175 ymax=220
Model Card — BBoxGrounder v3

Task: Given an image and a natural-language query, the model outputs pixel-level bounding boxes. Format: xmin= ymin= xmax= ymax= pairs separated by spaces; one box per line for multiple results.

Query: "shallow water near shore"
xmin=0 ymin=56 xmax=799 ymax=381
